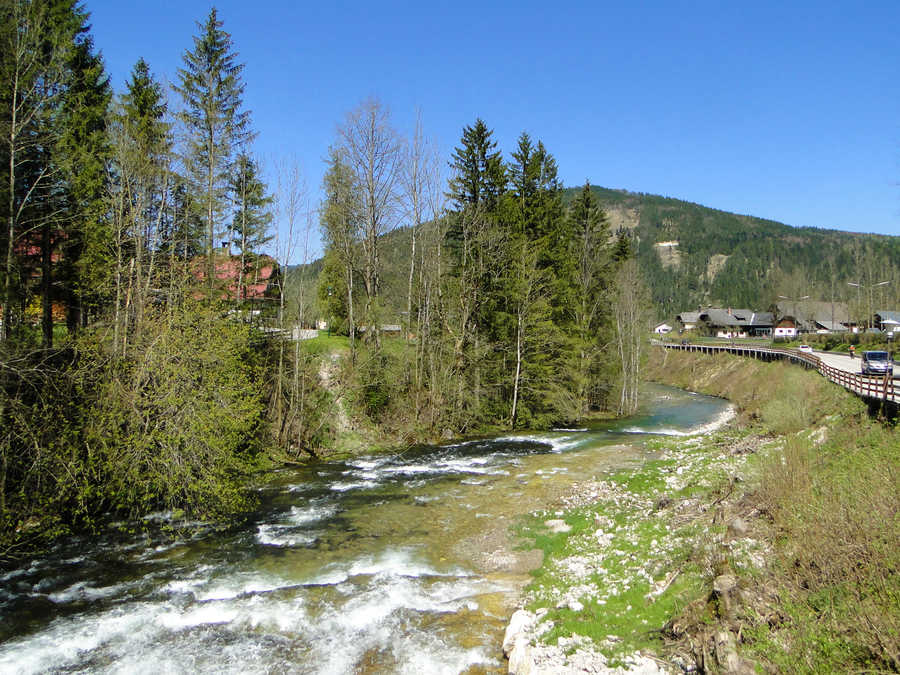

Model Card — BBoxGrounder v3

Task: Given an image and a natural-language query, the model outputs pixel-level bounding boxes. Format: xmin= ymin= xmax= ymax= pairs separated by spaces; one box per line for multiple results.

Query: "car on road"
xmin=860 ymin=350 xmax=892 ymax=376
xmin=798 ymin=344 xmax=813 ymax=353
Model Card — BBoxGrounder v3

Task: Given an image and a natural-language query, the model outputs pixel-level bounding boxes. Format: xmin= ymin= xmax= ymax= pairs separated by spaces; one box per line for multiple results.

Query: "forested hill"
xmin=296 ymin=185 xmax=900 ymax=324
xmin=568 ymin=186 xmax=900 ymax=318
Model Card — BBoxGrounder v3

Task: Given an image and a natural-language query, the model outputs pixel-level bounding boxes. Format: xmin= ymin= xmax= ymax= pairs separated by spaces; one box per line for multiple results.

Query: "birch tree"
xmin=612 ymin=257 xmax=650 ymax=416
xmin=336 ymin=98 xmax=401 ymax=348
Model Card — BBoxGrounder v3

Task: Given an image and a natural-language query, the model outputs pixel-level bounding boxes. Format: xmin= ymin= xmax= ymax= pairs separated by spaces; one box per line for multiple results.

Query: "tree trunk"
xmin=511 ymin=308 xmax=523 ymax=428
xmin=41 ymin=220 xmax=52 ymax=347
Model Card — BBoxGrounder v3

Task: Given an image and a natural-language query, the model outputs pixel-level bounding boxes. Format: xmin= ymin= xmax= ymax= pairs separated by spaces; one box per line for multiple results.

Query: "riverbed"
xmin=0 ymin=385 xmax=732 ymax=674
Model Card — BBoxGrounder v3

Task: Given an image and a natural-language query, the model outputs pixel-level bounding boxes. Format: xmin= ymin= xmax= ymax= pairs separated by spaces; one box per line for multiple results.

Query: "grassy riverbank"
xmin=512 ymin=348 xmax=899 ymax=673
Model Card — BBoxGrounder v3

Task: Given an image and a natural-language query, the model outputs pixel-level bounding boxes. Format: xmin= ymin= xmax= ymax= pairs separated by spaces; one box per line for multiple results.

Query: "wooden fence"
xmin=658 ymin=342 xmax=899 ymax=404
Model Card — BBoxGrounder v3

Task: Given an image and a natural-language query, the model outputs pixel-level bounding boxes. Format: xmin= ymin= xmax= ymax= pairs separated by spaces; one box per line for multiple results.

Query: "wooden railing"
xmin=658 ymin=342 xmax=898 ymax=404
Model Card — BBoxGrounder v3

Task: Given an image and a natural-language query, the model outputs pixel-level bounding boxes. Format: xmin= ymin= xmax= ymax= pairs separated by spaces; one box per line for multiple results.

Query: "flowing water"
xmin=0 ymin=385 xmax=732 ymax=674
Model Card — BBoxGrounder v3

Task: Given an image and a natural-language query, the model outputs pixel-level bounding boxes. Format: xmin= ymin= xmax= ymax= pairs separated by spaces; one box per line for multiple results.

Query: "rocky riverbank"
xmin=500 ymin=407 xmax=786 ymax=674
xmin=502 ymin=347 xmax=900 ymax=674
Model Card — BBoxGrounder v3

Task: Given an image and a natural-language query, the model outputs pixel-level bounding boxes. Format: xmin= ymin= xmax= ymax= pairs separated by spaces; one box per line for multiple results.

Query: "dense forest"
xmin=0 ymin=3 xmax=644 ymax=559
xmin=587 ymin=187 xmax=900 ymax=318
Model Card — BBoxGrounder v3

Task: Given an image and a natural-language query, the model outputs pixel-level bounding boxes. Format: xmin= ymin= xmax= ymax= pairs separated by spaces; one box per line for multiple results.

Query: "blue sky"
xmin=86 ymin=0 xmax=900 ymax=257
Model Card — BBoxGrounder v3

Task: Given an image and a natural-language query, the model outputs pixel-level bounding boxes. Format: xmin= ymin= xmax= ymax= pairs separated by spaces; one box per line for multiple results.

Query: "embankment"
xmin=506 ymin=347 xmax=899 ymax=674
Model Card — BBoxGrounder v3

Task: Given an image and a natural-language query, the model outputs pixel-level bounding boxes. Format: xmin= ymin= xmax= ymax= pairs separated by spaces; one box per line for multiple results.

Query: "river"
xmin=0 ymin=384 xmax=732 ymax=674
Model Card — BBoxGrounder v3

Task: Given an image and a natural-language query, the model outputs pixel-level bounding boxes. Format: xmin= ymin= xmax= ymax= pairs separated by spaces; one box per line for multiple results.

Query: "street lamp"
xmin=847 ymin=281 xmax=889 ymax=332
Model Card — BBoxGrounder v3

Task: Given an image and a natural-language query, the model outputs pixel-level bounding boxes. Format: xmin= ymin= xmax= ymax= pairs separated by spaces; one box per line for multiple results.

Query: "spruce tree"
xmin=229 ymin=153 xmax=272 ymax=301
xmin=444 ymin=119 xmax=508 ymax=425
xmin=108 ymin=57 xmax=171 ymax=351
xmin=568 ymin=182 xmax=613 ymax=412
xmin=0 ymin=0 xmax=76 ymax=340
xmin=447 ymin=118 xmax=506 ymax=211
xmin=320 ymin=149 xmax=362 ymax=350
xmin=174 ymin=8 xmax=252 ymax=296
xmin=57 ymin=33 xmax=112 ymax=337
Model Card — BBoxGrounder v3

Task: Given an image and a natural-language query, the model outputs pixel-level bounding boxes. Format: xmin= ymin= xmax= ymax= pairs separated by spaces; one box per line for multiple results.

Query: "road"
xmin=812 ymin=349 xmax=898 ymax=378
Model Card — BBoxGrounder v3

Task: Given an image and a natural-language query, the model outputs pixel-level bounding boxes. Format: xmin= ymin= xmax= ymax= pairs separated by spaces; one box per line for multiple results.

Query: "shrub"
xmin=81 ymin=304 xmax=267 ymax=518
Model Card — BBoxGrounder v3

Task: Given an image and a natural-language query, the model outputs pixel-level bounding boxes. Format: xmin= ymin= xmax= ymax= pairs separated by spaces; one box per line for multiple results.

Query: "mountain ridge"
xmin=292 ymin=185 xmax=900 ymax=322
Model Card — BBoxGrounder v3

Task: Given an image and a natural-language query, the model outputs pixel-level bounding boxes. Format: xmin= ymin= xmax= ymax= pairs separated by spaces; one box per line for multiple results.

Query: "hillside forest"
xmin=335 ymin=186 xmax=900 ymax=327
xmin=0 ymin=4 xmax=647 ymax=558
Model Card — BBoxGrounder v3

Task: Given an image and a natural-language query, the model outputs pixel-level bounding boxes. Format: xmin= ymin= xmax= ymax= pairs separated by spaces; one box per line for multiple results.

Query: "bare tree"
xmin=270 ymin=158 xmax=308 ymax=444
xmin=336 ymin=97 xmax=402 ymax=348
xmin=612 ymin=258 xmax=650 ymax=416
xmin=400 ymin=110 xmax=439 ymax=340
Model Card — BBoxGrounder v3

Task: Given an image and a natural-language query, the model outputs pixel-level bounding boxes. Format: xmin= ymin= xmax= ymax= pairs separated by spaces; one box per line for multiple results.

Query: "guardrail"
xmin=657 ymin=342 xmax=898 ymax=404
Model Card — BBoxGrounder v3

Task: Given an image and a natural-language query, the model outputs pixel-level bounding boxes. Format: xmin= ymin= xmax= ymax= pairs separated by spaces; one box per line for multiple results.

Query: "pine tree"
xmin=108 ymin=57 xmax=171 ymax=352
xmin=57 ymin=33 xmax=112 ymax=337
xmin=229 ymin=153 xmax=272 ymax=301
xmin=1 ymin=0 xmax=75 ymax=340
xmin=320 ymin=148 xmax=362 ymax=350
xmin=174 ymin=8 xmax=252 ymax=296
xmin=568 ymin=183 xmax=613 ymax=413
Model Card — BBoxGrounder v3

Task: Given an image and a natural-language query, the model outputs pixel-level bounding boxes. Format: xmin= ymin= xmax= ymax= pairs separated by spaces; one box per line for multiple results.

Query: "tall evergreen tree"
xmin=0 ymin=0 xmax=74 ymax=340
xmin=502 ymin=133 xmax=575 ymax=425
xmin=229 ymin=153 xmax=272 ymax=301
xmin=320 ymin=148 xmax=362 ymax=351
xmin=174 ymin=8 xmax=252 ymax=296
xmin=447 ymin=118 xmax=506 ymax=212
xmin=568 ymin=183 xmax=613 ymax=412
xmin=443 ymin=119 xmax=508 ymax=425
xmin=56 ymin=30 xmax=112 ymax=340
xmin=108 ymin=57 xmax=171 ymax=352
xmin=0 ymin=0 xmax=111 ymax=345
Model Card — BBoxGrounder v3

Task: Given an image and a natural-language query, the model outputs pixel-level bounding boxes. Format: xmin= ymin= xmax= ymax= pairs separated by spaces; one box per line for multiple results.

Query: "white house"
xmin=774 ymin=317 xmax=799 ymax=337
xmin=654 ymin=322 xmax=673 ymax=335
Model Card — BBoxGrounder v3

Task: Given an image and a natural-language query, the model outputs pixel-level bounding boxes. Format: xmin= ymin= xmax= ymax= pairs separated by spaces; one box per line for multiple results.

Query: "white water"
xmin=0 ymin=384 xmax=732 ymax=674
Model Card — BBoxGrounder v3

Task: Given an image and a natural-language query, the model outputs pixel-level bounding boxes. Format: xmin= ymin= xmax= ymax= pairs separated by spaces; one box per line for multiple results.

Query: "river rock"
xmin=714 ymin=630 xmax=755 ymax=674
xmin=727 ymin=517 xmax=748 ymax=537
xmin=713 ymin=573 xmax=738 ymax=619
xmin=507 ymin=640 xmax=532 ymax=675
xmin=503 ymin=609 xmax=534 ymax=656
xmin=544 ymin=519 xmax=571 ymax=533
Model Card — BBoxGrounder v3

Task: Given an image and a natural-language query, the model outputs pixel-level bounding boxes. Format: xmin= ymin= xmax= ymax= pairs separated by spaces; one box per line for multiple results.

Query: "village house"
xmin=675 ymin=311 xmax=700 ymax=332
xmin=773 ymin=315 xmax=801 ymax=337
xmin=692 ymin=308 xmax=774 ymax=338
xmin=775 ymin=300 xmax=851 ymax=334
xmin=190 ymin=249 xmax=279 ymax=302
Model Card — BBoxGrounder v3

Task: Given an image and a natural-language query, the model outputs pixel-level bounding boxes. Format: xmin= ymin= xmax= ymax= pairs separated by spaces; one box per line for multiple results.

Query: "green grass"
xmin=645 ymin=349 xmax=900 ymax=671
xmin=517 ymin=429 xmax=746 ymax=664
xmin=298 ymin=332 xmax=350 ymax=355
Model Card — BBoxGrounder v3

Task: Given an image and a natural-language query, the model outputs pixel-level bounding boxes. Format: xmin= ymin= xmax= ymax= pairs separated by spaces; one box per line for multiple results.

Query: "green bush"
xmin=0 ymin=303 xmax=270 ymax=560
xmin=81 ymin=304 xmax=267 ymax=518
